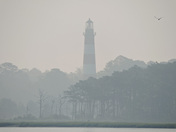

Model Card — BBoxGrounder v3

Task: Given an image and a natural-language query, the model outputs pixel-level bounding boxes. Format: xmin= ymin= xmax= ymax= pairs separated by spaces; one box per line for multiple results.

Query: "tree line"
xmin=65 ymin=62 xmax=176 ymax=122
xmin=0 ymin=60 xmax=176 ymax=122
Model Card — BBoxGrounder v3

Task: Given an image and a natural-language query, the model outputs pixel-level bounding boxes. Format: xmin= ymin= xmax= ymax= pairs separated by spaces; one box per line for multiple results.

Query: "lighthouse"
xmin=83 ymin=18 xmax=96 ymax=79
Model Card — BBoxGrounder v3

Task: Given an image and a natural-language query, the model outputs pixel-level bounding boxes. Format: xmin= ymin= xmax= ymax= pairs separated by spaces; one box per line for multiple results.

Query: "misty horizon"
xmin=1 ymin=55 xmax=176 ymax=73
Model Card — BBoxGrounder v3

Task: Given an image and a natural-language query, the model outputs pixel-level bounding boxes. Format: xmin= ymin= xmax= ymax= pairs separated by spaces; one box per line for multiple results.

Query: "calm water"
xmin=0 ymin=128 xmax=176 ymax=132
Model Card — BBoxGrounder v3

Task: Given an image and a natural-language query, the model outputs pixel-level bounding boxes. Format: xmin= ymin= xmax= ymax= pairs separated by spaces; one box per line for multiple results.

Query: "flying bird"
xmin=154 ymin=16 xmax=163 ymax=20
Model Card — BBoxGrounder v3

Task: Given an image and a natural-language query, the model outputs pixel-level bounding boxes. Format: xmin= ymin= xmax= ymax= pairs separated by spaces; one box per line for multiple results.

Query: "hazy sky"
xmin=0 ymin=0 xmax=176 ymax=73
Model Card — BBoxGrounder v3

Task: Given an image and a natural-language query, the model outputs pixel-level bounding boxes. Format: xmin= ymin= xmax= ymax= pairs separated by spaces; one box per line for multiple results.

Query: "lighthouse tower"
xmin=83 ymin=18 xmax=96 ymax=79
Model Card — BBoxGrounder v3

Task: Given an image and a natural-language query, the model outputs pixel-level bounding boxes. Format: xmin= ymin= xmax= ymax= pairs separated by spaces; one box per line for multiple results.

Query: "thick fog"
xmin=0 ymin=0 xmax=176 ymax=123
xmin=0 ymin=0 xmax=176 ymax=73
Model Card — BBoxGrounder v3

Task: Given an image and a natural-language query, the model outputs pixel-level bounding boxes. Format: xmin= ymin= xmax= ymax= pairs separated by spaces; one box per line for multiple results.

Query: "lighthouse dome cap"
xmin=86 ymin=18 xmax=93 ymax=23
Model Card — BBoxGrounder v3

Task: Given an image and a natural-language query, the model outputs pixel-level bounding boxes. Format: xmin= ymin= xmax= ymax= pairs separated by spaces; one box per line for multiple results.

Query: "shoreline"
xmin=0 ymin=121 xmax=176 ymax=128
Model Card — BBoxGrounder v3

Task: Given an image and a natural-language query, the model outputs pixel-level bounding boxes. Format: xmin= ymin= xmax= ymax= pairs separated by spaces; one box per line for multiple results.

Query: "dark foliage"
xmin=65 ymin=62 xmax=176 ymax=122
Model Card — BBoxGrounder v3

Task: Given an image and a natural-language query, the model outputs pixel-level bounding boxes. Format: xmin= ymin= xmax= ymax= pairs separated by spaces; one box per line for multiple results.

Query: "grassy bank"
xmin=0 ymin=121 xmax=176 ymax=128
